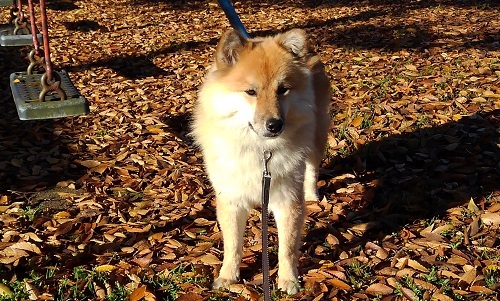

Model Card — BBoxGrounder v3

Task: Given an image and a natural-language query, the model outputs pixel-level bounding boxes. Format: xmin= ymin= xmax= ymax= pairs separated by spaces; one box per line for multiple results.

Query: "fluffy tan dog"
xmin=191 ymin=28 xmax=330 ymax=294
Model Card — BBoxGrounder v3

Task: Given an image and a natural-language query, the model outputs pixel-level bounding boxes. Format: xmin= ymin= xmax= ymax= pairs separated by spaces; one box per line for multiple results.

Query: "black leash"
xmin=261 ymin=151 xmax=272 ymax=301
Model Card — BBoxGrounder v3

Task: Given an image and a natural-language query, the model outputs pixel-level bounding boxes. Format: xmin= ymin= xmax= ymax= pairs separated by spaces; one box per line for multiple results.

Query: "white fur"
xmin=194 ymin=74 xmax=316 ymax=208
xmin=191 ymin=32 xmax=329 ymax=295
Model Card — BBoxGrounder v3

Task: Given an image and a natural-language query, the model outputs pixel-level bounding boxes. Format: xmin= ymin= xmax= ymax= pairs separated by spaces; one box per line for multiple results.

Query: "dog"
xmin=191 ymin=28 xmax=331 ymax=294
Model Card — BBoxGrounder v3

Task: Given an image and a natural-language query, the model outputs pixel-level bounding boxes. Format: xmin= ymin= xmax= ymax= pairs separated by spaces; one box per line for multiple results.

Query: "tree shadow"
xmin=250 ymin=5 xmax=497 ymax=52
xmin=160 ymin=102 xmax=498 ymax=285
xmin=77 ymin=54 xmax=173 ymax=79
xmin=303 ymin=109 xmax=499 ymax=263
xmin=125 ymin=0 xmax=208 ymax=11
xmin=319 ymin=20 xmax=498 ymax=52
xmin=238 ymin=0 xmax=498 ymax=51
xmin=61 ymin=0 xmax=498 ymax=79
xmin=0 ymin=46 xmax=86 ymax=194
xmin=125 ymin=0 xmax=499 ymax=10
xmin=161 ymin=112 xmax=192 ymax=142
xmin=66 ymin=38 xmax=218 ymax=79
xmin=62 ymin=20 xmax=107 ymax=32
xmin=306 ymin=0 xmax=499 ymax=9
xmin=46 ymin=0 xmax=80 ymax=11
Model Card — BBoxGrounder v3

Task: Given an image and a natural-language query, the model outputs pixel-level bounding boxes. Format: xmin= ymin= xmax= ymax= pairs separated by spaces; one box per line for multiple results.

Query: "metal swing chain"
xmin=15 ymin=0 xmax=23 ymax=21
xmin=261 ymin=151 xmax=272 ymax=301
xmin=13 ymin=0 xmax=29 ymax=35
xmin=38 ymin=0 xmax=66 ymax=102
xmin=9 ymin=0 xmax=17 ymax=24
xmin=27 ymin=0 xmax=40 ymax=52
xmin=39 ymin=0 xmax=52 ymax=81
xmin=27 ymin=0 xmax=44 ymax=75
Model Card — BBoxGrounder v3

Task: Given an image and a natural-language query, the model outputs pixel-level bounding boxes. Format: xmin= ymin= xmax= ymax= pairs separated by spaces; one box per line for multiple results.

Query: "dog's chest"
xmin=206 ymin=142 xmax=305 ymax=205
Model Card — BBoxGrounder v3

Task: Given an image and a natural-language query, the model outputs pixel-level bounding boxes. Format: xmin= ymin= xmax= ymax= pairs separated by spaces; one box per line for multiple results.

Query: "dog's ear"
xmin=278 ymin=29 xmax=308 ymax=58
xmin=216 ymin=30 xmax=247 ymax=69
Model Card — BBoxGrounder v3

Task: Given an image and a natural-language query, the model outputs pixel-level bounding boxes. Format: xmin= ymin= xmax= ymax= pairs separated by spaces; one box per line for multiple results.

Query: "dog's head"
xmin=208 ymin=29 xmax=315 ymax=139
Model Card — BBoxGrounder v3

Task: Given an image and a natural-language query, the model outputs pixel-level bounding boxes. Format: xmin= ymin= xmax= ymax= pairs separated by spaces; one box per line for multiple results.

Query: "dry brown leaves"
xmin=0 ymin=0 xmax=499 ymax=300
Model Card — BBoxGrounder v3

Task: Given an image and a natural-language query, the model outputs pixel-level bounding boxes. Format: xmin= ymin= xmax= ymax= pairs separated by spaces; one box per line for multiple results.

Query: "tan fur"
xmin=191 ymin=29 xmax=331 ymax=294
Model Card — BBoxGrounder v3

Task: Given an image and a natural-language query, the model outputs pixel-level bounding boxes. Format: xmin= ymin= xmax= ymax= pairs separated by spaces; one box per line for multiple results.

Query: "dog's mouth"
xmin=248 ymin=122 xmax=259 ymax=135
xmin=263 ymin=131 xmax=281 ymax=138
xmin=248 ymin=122 xmax=283 ymax=138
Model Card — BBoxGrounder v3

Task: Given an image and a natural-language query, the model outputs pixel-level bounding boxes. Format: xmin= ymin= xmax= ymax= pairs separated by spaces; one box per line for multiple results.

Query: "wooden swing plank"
xmin=10 ymin=70 xmax=90 ymax=120
xmin=0 ymin=23 xmax=42 ymax=46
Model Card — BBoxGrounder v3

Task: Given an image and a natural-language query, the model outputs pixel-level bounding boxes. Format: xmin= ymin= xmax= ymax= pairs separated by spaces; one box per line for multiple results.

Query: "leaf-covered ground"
xmin=0 ymin=0 xmax=499 ymax=300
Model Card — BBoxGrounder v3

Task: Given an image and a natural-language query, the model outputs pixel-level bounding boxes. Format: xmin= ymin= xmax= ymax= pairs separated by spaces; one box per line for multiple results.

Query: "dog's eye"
xmin=245 ymin=89 xmax=257 ymax=96
xmin=277 ymin=86 xmax=289 ymax=95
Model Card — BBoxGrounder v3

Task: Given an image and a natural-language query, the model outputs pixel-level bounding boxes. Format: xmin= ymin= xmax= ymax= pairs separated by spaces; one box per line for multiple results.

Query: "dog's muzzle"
xmin=263 ymin=118 xmax=284 ymax=137
xmin=249 ymin=118 xmax=285 ymax=138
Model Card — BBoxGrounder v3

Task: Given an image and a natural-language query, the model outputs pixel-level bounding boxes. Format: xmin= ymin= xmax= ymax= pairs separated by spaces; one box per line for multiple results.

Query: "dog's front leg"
xmin=212 ymin=200 xmax=248 ymax=290
xmin=271 ymin=199 xmax=305 ymax=294
xmin=304 ymin=155 xmax=320 ymax=202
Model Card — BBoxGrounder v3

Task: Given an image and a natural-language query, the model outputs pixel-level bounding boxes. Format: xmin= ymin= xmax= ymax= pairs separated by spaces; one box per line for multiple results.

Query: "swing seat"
xmin=0 ymin=23 xmax=42 ymax=46
xmin=10 ymin=70 xmax=90 ymax=120
xmin=0 ymin=0 xmax=13 ymax=6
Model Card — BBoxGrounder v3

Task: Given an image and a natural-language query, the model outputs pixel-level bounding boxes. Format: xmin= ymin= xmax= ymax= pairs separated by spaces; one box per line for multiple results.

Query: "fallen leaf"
xmin=327 ymin=278 xmax=352 ymax=291
xmin=366 ymin=283 xmax=393 ymax=295
xmin=0 ymin=283 xmax=12 ymax=296
xmin=407 ymin=259 xmax=429 ymax=273
xmin=469 ymin=285 xmax=494 ymax=294
xmin=54 ymin=221 xmax=73 ymax=237
xmin=405 ymin=64 xmax=418 ymax=72
xmin=10 ymin=241 xmax=41 ymax=255
xmin=79 ymin=160 xmax=101 ymax=168
xmin=198 ymin=254 xmax=222 ymax=265
xmin=94 ymin=264 xmax=117 ymax=273
xmin=431 ymin=292 xmax=454 ymax=301
xmin=480 ymin=212 xmax=500 ymax=226
xmin=53 ymin=211 xmax=71 ymax=219
xmin=351 ymin=117 xmax=364 ymax=128
xmin=129 ymin=285 xmax=146 ymax=301
xmin=458 ymin=268 xmax=476 ymax=288
xmin=401 ymin=287 xmax=419 ymax=301
xmin=467 ymin=198 xmax=479 ymax=213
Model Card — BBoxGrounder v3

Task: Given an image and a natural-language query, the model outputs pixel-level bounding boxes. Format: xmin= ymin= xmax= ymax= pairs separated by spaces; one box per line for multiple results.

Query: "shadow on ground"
xmin=302 ymin=109 xmax=499 ymax=263
xmin=0 ymin=46 xmax=85 ymax=193
xmin=47 ymin=0 xmax=80 ymax=12
xmin=65 ymin=39 xmax=214 ymax=79
xmin=62 ymin=20 xmax=107 ymax=32
xmin=65 ymin=0 xmax=499 ymax=80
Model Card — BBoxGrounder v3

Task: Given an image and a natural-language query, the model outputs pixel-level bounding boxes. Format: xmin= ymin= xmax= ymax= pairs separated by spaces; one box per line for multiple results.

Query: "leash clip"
xmin=262 ymin=150 xmax=272 ymax=177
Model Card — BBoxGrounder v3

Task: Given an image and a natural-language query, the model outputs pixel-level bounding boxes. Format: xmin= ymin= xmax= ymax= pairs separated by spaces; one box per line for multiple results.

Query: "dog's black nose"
xmin=265 ymin=118 xmax=284 ymax=134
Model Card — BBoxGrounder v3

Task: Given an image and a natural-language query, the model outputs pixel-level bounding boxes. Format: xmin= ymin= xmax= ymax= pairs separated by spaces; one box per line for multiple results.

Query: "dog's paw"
xmin=278 ymin=278 xmax=301 ymax=295
xmin=212 ymin=277 xmax=238 ymax=290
